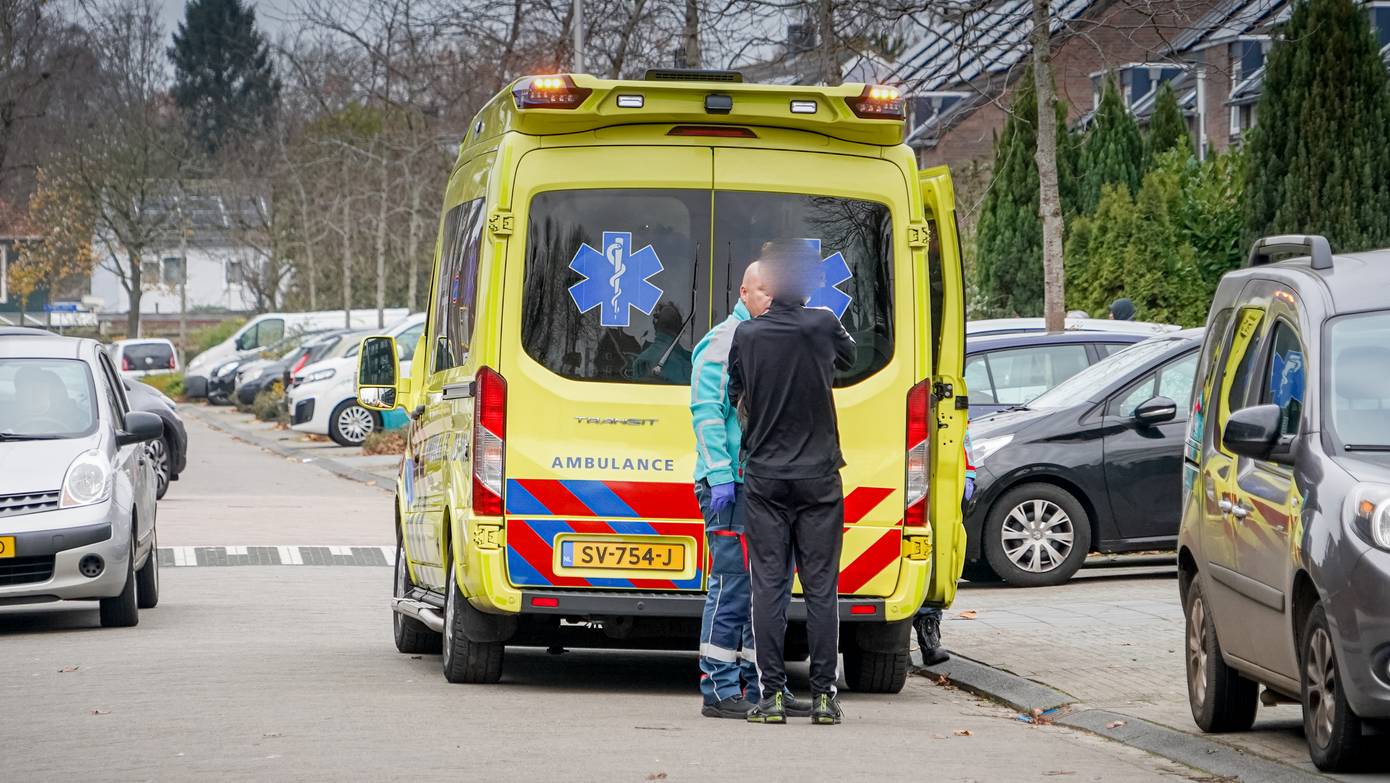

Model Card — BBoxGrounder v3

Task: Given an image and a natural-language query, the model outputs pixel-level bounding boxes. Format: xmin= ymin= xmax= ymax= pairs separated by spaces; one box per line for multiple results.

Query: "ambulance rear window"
xmin=520 ymin=189 xmax=711 ymax=385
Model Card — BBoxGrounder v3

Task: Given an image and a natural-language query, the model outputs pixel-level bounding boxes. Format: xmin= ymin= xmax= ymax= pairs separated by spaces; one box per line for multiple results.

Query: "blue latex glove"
xmin=963 ymin=477 xmax=975 ymax=503
xmin=710 ymin=482 xmax=736 ymax=515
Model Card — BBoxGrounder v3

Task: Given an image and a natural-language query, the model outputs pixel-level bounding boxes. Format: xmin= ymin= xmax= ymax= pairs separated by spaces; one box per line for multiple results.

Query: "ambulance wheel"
xmin=843 ymin=643 xmax=909 ymax=694
xmin=983 ymin=484 xmax=1091 ymax=588
xmin=393 ymin=540 xmax=441 ymax=655
xmin=442 ymin=558 xmax=504 ymax=684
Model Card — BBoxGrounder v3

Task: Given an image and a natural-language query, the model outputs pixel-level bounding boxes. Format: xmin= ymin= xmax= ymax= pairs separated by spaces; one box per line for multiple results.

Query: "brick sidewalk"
xmin=936 ymin=563 xmax=1359 ymax=779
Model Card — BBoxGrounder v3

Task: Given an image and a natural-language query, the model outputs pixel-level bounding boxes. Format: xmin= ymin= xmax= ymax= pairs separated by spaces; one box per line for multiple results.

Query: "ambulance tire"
xmin=442 ymin=557 xmax=504 ymax=684
xmin=843 ymin=644 xmax=909 ymax=694
xmin=393 ymin=540 xmax=442 ymax=655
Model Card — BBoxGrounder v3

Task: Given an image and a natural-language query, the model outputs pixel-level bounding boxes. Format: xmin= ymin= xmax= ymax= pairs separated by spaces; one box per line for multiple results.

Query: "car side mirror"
xmin=117 ymin=411 xmax=164 ymax=447
xmin=357 ymin=335 xmax=399 ymax=412
xmin=1134 ymin=396 xmax=1178 ymax=426
xmin=1223 ymin=404 xmax=1285 ymax=462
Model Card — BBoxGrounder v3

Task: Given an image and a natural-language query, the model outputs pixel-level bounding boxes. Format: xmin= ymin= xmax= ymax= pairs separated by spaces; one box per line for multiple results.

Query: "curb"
xmin=183 ymin=405 xmax=393 ymax=493
xmin=917 ymin=653 xmax=1327 ymax=782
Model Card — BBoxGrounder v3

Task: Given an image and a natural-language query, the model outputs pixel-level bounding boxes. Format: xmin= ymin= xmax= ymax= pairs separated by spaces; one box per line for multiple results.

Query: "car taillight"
xmin=473 ymin=367 xmax=507 ymax=516
xmin=905 ymin=379 xmax=930 ymax=528
xmin=846 ymin=84 xmax=906 ymax=120
xmin=512 ymin=75 xmax=591 ymax=110
xmin=122 ymin=356 xmax=132 ymax=371
xmin=167 ymin=354 xmax=176 ymax=369
xmin=291 ymin=354 xmax=308 ymax=376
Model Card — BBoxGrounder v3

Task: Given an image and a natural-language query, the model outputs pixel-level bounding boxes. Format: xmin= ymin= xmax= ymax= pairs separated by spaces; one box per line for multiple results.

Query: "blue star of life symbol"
xmin=568 ymin=230 xmax=665 ymax=328
xmin=801 ymin=239 xmax=853 ymax=320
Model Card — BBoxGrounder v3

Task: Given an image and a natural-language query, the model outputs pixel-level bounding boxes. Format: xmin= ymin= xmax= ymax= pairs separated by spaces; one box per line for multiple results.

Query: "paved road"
xmin=0 ymin=405 xmax=1214 ymax=781
xmin=944 ymin=565 xmax=1390 ymax=780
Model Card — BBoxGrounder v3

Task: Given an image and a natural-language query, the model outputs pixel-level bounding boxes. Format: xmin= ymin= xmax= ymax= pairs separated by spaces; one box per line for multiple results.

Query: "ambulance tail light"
xmin=512 ymin=75 xmax=591 ymax=110
xmin=473 ymin=367 xmax=507 ymax=516
xmin=905 ymin=379 xmax=930 ymax=528
xmin=846 ymin=84 xmax=905 ymax=120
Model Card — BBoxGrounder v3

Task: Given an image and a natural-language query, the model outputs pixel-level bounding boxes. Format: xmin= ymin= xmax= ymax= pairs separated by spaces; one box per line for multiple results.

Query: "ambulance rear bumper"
xmin=518 ymin=590 xmax=888 ymax=622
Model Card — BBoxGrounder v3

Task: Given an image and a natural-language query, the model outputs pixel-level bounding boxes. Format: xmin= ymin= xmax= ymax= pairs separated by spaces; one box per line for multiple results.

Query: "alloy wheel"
xmin=147 ymin=438 xmax=170 ymax=496
xmin=1000 ymin=499 xmax=1075 ymax=573
xmin=1305 ymin=626 xmax=1337 ymax=749
xmin=393 ymin=546 xmax=407 ymax=636
xmin=1187 ymin=595 xmax=1209 ymax=710
xmin=337 ymin=405 xmax=375 ymax=444
xmin=443 ymin=567 xmax=456 ymax=662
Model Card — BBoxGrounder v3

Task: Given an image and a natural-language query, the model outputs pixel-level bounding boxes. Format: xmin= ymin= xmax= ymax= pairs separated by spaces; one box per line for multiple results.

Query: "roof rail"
xmin=643 ymin=68 xmax=743 ymax=83
xmin=1246 ymin=234 xmax=1334 ymax=270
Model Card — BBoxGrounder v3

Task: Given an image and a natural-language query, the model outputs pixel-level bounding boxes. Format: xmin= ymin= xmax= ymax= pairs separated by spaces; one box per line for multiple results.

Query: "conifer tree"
xmin=975 ymin=70 xmax=1075 ymax=317
xmin=1244 ymin=0 xmax=1390 ymax=251
xmin=1144 ymin=83 xmax=1190 ymax=168
xmin=169 ymin=0 xmax=281 ymax=154
xmin=1079 ymin=79 xmax=1143 ymax=212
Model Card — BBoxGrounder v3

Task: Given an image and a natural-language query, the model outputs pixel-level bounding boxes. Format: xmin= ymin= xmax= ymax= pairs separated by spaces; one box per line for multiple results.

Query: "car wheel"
xmin=329 ymin=400 xmax=376 ymax=447
xmin=99 ymin=537 xmax=140 ymax=628
xmin=982 ymin=483 xmax=1091 ymax=587
xmin=393 ymin=539 xmax=441 ymax=654
xmin=442 ymin=556 xmax=504 ymax=684
xmin=1185 ymin=577 xmax=1258 ymax=732
xmin=147 ymin=437 xmax=171 ymax=500
xmin=1302 ymin=603 xmax=1364 ymax=771
xmin=135 ymin=528 xmax=159 ymax=610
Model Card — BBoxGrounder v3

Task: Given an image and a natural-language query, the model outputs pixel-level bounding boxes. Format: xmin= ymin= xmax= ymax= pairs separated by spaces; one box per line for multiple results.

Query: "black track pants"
xmin=744 ymin=472 xmax=845 ymax=698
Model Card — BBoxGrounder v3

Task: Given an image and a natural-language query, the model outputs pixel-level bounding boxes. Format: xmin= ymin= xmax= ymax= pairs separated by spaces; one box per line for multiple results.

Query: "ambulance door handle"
xmin=442 ymin=382 xmax=474 ymax=400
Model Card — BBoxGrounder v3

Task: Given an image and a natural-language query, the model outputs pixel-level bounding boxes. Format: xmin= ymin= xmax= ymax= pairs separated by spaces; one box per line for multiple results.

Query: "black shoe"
xmin=811 ymin=692 xmax=843 ymax=725
xmin=702 ymin=696 xmax=754 ymax=719
xmin=746 ymin=692 xmax=787 ymax=724
xmin=782 ymin=693 xmax=813 ymax=718
xmin=921 ymin=646 xmax=950 ymax=667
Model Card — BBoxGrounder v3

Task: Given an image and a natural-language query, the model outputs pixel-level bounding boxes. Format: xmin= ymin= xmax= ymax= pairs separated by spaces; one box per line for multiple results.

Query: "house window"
xmin=1229 ymin=40 xmax=1265 ymax=86
xmin=1372 ymin=6 xmax=1390 ymax=48
xmin=140 ymin=259 xmax=160 ymax=285
xmin=226 ymin=259 xmax=244 ymax=285
xmin=162 ymin=256 xmax=185 ymax=286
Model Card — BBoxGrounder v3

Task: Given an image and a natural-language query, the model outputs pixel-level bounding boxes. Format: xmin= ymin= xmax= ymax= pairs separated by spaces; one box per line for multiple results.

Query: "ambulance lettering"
xmin=551 ymin=455 xmax=677 ymax=472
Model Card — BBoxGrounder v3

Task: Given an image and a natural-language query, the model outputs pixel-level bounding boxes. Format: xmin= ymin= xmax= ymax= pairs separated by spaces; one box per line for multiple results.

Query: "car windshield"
xmin=0 ymin=358 xmax=99 ymax=439
xmin=1328 ymin=310 xmax=1390 ymax=450
xmin=1026 ymin=338 xmax=1180 ymax=410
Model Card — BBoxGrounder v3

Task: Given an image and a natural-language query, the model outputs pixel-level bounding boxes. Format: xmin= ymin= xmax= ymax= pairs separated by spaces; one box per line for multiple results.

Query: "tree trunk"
xmin=341 ymin=197 xmax=353 ymax=329
xmin=1030 ymin=0 xmax=1066 ymax=332
xmin=126 ymin=251 xmax=142 ymax=338
xmin=406 ymin=177 xmax=423 ymax=311
xmin=374 ymin=153 xmax=390 ymax=329
xmin=607 ymin=0 xmax=649 ymax=78
xmin=684 ymin=0 xmax=700 ymax=67
xmin=816 ymin=0 xmax=839 ymax=86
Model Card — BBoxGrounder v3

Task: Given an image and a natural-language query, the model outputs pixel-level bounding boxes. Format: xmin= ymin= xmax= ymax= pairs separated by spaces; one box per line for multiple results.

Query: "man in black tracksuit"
xmin=727 ymin=240 xmax=856 ymax=725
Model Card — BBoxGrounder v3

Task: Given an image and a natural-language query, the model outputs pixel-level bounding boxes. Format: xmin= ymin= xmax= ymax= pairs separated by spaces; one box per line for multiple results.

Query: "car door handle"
xmin=1231 ymin=504 xmax=1250 ymax=519
xmin=1218 ymin=499 xmax=1233 ymax=513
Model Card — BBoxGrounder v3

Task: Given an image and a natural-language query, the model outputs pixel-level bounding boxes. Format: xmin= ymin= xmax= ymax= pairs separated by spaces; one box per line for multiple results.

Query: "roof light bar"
xmin=512 ymin=74 xmax=592 ymax=110
xmin=846 ymin=84 xmax=905 ymax=120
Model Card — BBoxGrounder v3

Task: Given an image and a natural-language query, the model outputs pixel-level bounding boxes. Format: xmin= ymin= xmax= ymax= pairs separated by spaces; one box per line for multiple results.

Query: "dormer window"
xmin=1369 ymin=2 xmax=1390 ymax=48
xmin=1229 ymin=39 xmax=1267 ymax=87
xmin=1091 ymin=65 xmax=1184 ymax=110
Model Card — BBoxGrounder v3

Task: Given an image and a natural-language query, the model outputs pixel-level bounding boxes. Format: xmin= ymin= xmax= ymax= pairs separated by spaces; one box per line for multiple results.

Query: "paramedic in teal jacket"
xmin=689 ymin=262 xmax=776 ymax=718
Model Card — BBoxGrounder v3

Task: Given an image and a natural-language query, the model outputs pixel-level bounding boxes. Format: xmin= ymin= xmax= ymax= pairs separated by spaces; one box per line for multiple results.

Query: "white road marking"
xmin=173 ymin=547 xmax=196 ymax=567
xmin=276 ymin=546 xmax=303 ymax=565
xmin=225 ymin=546 xmax=247 ymax=556
xmin=381 ymin=546 xmax=396 ymax=565
xmin=328 ymin=546 xmax=353 ymax=557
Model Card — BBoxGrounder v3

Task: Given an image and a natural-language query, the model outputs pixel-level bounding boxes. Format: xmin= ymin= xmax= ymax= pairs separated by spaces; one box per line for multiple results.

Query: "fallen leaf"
xmin=1106 ymin=720 xmax=1127 ymax=729
xmin=59 ymin=666 xmax=79 ymax=673
xmin=91 ymin=709 xmax=109 ymax=716
xmin=933 ymin=674 xmax=950 ymax=686
xmin=262 ymin=732 xmax=283 ymax=738
xmin=953 ymin=729 xmax=973 ymax=736
xmin=957 ymin=610 xmax=978 ymax=620
xmin=645 ymin=774 xmax=668 ymax=781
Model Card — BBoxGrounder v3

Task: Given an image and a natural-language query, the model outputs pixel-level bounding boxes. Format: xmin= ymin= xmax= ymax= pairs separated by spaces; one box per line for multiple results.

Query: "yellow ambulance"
xmin=356 ymin=70 xmax=968 ymax=691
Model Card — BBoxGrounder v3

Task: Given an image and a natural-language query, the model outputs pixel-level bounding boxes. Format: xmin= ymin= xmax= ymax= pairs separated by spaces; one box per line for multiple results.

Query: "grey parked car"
xmin=1179 ymin=235 xmax=1390 ymax=772
xmin=0 ymin=332 xmax=163 ymax=626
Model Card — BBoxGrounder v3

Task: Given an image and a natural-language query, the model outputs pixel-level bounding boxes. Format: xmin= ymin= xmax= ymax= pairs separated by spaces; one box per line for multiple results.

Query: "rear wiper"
xmin=1345 ymin=444 xmax=1390 ymax=452
xmin=0 ymin=431 xmax=63 ymax=442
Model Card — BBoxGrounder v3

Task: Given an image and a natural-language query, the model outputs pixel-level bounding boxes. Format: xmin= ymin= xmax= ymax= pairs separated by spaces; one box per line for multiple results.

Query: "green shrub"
xmin=189 ymin=317 xmax=246 ymax=358
xmin=252 ymin=381 xmax=286 ymax=423
xmin=140 ymin=372 xmax=185 ymax=400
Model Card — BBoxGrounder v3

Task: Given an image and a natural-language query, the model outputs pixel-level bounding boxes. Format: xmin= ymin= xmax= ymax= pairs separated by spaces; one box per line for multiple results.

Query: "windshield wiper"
xmin=1345 ymin=444 xmax=1390 ymax=452
xmin=0 ymin=431 xmax=63 ymax=442
xmin=1003 ymin=405 xmax=1030 ymax=412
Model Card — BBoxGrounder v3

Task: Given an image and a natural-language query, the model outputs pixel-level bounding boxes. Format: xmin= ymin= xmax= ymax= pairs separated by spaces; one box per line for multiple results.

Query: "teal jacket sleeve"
xmin=690 ymin=325 xmax=739 ymax=487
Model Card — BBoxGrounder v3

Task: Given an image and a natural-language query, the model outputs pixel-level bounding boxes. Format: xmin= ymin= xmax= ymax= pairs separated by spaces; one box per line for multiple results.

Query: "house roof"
xmin=138 ymin=182 xmax=269 ymax=247
xmin=1166 ymin=0 xmax=1289 ymax=54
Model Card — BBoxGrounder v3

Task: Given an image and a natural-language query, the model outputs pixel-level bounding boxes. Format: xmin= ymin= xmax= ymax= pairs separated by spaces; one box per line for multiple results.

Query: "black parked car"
xmin=964 ymin=329 xmax=1203 ymax=586
xmin=965 ymin=330 xmax=1155 ymax=418
xmin=233 ymin=330 xmax=351 ymax=407
xmin=123 ymin=378 xmax=188 ymax=500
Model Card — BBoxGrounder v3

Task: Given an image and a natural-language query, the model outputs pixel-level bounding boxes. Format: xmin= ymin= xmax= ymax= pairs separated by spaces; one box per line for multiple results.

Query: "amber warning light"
xmin=846 ymin=84 xmax=905 ymax=120
xmin=513 ymin=75 xmax=592 ymax=110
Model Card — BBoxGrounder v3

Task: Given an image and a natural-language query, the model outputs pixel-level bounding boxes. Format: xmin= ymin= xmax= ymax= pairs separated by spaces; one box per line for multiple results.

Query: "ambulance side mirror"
xmin=356 ymin=335 xmax=399 ymax=412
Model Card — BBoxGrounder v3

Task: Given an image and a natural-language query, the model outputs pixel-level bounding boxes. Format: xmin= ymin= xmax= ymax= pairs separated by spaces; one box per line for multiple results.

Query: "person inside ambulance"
xmin=728 ymin=240 xmax=856 ymax=725
xmin=634 ymin=301 xmax=693 ymax=383
xmin=691 ymin=261 xmax=815 ymax=719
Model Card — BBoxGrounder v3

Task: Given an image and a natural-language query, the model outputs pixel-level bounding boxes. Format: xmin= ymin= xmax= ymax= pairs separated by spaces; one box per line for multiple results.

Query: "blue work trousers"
xmin=694 ymin=480 xmax=757 ymax=705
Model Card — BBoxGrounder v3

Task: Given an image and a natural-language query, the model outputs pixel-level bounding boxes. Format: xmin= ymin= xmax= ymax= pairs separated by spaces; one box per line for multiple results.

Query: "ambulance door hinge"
xmin=907 ymin=223 xmax=931 ymax=249
xmin=488 ymin=211 xmax=514 ymax=236
xmin=931 ymin=381 xmax=953 ymax=401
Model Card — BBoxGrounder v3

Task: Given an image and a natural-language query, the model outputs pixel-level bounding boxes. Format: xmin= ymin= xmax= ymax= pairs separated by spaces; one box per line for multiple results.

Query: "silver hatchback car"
xmin=0 ymin=331 xmax=162 ymax=626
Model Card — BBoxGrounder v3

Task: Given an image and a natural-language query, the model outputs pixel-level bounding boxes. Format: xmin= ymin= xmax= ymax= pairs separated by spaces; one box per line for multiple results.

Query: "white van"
xmin=185 ymin=309 xmax=409 ymax=398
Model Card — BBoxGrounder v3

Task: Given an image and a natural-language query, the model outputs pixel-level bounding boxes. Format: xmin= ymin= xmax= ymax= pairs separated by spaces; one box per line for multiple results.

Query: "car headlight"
xmin=971 ymin=434 xmax=1014 ymax=464
xmin=214 ymin=361 xmax=241 ymax=378
xmin=302 ymin=368 xmax=336 ymax=384
xmin=1348 ymin=484 xmax=1390 ymax=551
xmin=61 ymin=450 xmax=113 ymax=508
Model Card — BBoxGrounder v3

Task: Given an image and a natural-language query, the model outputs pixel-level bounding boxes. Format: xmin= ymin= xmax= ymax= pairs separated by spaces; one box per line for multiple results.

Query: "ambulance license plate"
xmin=0 ymin=536 xmax=14 ymax=558
xmin=560 ymin=540 xmax=685 ymax=572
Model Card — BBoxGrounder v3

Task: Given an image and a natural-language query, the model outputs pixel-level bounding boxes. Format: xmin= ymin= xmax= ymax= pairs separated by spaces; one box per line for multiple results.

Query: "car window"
xmin=1097 ymin=342 xmax=1131 ymax=358
xmin=1258 ymin=321 xmax=1305 ymax=439
xmin=712 ymin=191 xmax=894 ymax=387
xmin=0 ymin=358 xmax=99 ymax=438
xmin=1029 ymin=338 xmax=1179 ymax=410
xmin=121 ymin=342 xmax=175 ymax=372
xmin=432 ymin=199 xmax=485 ymax=372
xmin=1225 ymin=314 xmax=1265 ymax=416
xmin=397 ymin=324 xmax=424 ymax=362
xmin=964 ymin=354 xmax=993 ymax=404
xmin=257 ymin=318 xmax=285 ymax=347
xmin=521 ymin=188 xmax=711 ymax=386
xmin=1114 ymin=374 xmax=1157 ymax=417
xmin=1158 ymin=352 xmax=1199 ymax=408
xmin=981 ymin=344 xmax=1089 ymax=405
xmin=1328 ymin=310 xmax=1390 ymax=449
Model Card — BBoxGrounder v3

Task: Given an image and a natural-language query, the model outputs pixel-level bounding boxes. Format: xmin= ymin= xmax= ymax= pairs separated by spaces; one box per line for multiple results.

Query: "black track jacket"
xmin=727 ymin=300 xmax=856 ymax=480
